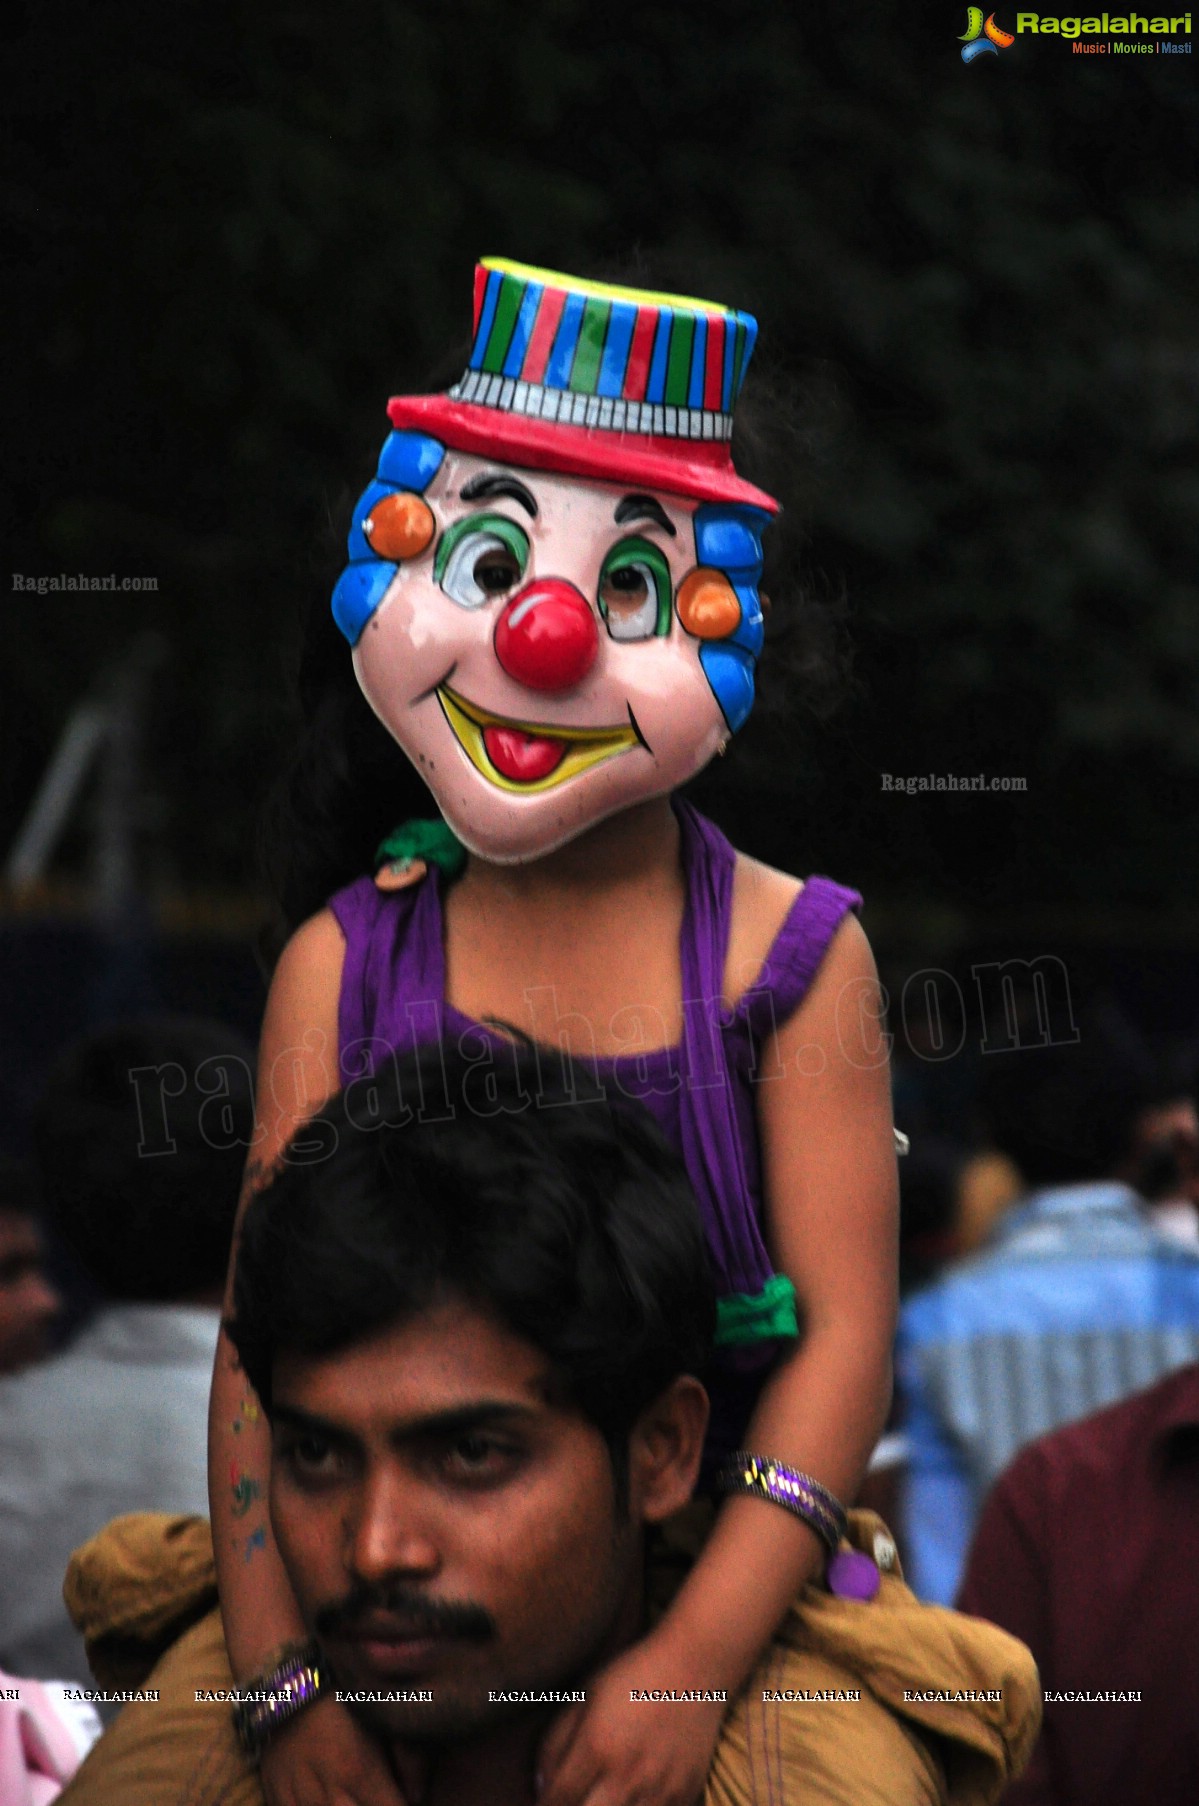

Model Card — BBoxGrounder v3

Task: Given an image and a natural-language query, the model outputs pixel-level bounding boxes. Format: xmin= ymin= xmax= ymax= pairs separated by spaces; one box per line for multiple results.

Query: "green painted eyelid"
xmin=434 ymin=512 xmax=530 ymax=585
xmin=598 ymin=536 xmax=673 ymax=637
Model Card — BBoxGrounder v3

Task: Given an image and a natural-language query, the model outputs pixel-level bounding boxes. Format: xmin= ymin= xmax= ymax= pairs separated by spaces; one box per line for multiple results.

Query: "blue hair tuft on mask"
xmin=692 ymin=503 xmax=772 ymax=728
xmin=332 ymin=432 xmax=446 ymax=646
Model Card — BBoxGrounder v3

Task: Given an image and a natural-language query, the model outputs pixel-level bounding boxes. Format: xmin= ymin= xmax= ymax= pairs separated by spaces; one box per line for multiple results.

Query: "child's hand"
xmin=259 ymin=1694 xmax=422 ymax=1806
xmin=536 ymin=1633 xmax=725 ymax=1806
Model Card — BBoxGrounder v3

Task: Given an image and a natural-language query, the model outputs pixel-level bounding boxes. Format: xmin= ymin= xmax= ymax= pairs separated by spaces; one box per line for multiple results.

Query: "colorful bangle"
xmin=715 ymin=1452 xmax=848 ymax=1552
xmin=231 ymin=1640 xmax=325 ymax=1759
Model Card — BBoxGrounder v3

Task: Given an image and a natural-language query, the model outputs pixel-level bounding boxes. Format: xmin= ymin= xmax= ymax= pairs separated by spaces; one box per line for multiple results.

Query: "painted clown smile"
xmin=438 ymin=684 xmax=640 ymax=791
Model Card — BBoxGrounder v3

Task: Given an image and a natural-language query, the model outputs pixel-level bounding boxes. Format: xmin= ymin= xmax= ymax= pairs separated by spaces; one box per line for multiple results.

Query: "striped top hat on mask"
xmin=387 ymin=258 xmax=779 ymax=514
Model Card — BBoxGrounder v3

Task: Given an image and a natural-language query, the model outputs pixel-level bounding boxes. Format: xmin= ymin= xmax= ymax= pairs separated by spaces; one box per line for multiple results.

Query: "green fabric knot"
xmin=375 ymin=819 xmax=468 ymax=880
xmin=714 ymin=1273 xmax=799 ymax=1348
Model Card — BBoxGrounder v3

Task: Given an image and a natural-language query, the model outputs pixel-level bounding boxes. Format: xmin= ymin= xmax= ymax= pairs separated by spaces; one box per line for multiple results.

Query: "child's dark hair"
xmin=227 ymin=1039 xmax=716 ymax=1496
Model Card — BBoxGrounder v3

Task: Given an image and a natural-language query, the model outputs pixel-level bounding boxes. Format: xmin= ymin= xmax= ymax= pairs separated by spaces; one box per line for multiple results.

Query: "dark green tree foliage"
xmin=5 ymin=1 xmax=1197 ymax=915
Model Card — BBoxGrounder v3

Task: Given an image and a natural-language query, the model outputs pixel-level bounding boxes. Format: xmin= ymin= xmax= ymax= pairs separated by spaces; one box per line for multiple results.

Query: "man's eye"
xmin=435 ymin=514 xmax=530 ymax=609
xmin=441 ymin=1434 xmax=520 ymax=1483
xmin=597 ymin=539 xmax=672 ymax=642
xmin=279 ymin=1435 xmax=343 ymax=1483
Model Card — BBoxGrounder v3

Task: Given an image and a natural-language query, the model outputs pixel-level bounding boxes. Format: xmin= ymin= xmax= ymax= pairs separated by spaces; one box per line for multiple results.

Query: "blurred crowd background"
xmin=2 ymin=3 xmax=1197 ymax=1797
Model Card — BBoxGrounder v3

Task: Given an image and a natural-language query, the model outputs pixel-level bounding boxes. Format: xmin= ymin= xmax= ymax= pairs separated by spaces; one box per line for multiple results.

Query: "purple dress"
xmin=330 ymin=801 xmax=861 ymax=1477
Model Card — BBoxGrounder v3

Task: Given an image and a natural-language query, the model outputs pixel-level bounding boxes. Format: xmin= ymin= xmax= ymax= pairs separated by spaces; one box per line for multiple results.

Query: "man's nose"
xmin=494 ymin=578 xmax=598 ymax=692
xmin=346 ymin=1467 xmax=442 ymax=1585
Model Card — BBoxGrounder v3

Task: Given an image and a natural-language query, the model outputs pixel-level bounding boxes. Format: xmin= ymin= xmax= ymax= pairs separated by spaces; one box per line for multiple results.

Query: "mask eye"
xmin=435 ymin=514 xmax=529 ymax=610
xmin=597 ymin=538 xmax=672 ymax=642
xmin=443 ymin=535 xmax=520 ymax=608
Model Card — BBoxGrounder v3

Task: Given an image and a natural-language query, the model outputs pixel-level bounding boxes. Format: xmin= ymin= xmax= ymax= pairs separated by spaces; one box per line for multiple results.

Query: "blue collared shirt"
xmin=896 ymin=1182 xmax=1199 ymax=1605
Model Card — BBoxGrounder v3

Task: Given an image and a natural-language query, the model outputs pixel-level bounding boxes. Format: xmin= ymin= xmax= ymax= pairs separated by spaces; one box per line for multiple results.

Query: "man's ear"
xmin=626 ymin=1376 xmax=710 ymax=1525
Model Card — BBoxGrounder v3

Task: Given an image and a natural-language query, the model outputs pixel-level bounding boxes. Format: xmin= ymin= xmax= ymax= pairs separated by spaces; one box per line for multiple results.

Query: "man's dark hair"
xmin=979 ymin=1002 xmax=1157 ymax=1188
xmin=0 ymin=1156 xmax=43 ymax=1226
xmin=898 ymin=1136 xmax=963 ymax=1295
xmin=33 ymin=1017 xmax=255 ymax=1301
xmin=228 ymin=1042 xmax=716 ymax=1487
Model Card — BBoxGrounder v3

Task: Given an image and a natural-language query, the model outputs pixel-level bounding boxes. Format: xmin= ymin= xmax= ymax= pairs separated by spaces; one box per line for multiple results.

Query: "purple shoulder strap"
xmin=672 ymin=803 xmax=861 ymax=1296
xmin=673 ymin=804 xmax=770 ymax=1294
xmin=327 ymin=871 xmax=448 ymax=1084
xmin=674 ymin=802 xmax=861 ymax=1033
xmin=737 ymin=875 xmax=863 ymax=1038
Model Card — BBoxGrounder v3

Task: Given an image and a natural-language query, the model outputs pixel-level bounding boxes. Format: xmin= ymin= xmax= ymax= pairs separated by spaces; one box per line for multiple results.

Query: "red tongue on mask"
xmin=482 ymin=725 xmax=568 ymax=783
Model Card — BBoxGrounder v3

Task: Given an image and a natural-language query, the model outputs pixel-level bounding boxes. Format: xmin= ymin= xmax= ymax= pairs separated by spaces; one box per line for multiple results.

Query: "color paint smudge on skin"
xmin=230 ymin=1459 xmax=263 ymax=1518
xmin=231 ymin=1396 xmax=261 ymax=1434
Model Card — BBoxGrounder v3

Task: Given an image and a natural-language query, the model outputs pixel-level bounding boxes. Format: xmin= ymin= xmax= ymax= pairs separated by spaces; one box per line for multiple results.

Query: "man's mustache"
xmin=315 ymin=1580 xmax=496 ymax=1643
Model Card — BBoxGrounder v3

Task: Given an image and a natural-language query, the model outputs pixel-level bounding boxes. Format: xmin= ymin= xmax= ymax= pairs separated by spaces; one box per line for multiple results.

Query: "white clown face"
xmin=352 ymin=451 xmax=737 ymax=863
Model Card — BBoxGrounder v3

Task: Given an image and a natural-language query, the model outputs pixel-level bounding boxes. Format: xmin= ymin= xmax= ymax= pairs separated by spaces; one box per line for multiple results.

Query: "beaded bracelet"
xmin=231 ymin=1639 xmax=325 ymax=1759
xmin=715 ymin=1452 xmax=848 ymax=1552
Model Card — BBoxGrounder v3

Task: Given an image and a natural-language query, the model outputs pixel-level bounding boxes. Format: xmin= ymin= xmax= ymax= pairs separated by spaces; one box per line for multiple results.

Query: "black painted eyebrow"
xmin=401 ymin=1402 xmax=542 ymax=1441
xmin=270 ymin=1398 xmax=541 ymax=1446
xmin=614 ymin=494 xmax=677 ymax=537
xmin=459 ymin=473 xmax=539 ymax=518
xmin=271 ymin=1403 xmax=357 ymax=1448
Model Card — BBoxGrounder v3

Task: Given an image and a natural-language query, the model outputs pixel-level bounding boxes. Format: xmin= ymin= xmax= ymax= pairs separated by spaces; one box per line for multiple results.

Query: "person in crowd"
xmin=957 ymin=1360 xmax=1199 ymax=1804
xmin=897 ymin=1136 xmax=965 ymax=1297
xmin=1123 ymin=1043 xmax=1199 ymax=1247
xmin=856 ymin=1139 xmax=966 ymax=1531
xmin=951 ymin=1149 xmax=1023 ymax=1259
xmin=59 ymin=1043 xmax=1037 ymax=1806
xmin=0 ymin=1017 xmax=254 ymax=1685
xmin=896 ymin=1000 xmax=1199 ymax=1605
xmin=0 ymin=1157 xmax=61 ymax=1374
xmin=0 ymin=1665 xmax=101 ymax=1805
xmin=211 ymin=255 xmax=922 ymax=1806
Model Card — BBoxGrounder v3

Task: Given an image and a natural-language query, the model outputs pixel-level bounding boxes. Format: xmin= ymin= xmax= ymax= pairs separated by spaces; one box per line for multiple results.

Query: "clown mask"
xmin=331 ymin=260 xmax=777 ymax=864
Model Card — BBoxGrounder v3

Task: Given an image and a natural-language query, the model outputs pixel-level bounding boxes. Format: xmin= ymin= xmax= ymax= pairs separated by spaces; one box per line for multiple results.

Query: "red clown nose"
xmin=494 ymin=579 xmax=598 ymax=692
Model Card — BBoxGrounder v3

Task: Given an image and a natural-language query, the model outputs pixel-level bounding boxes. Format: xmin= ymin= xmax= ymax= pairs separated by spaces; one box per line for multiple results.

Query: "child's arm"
xmin=209 ymin=911 xmax=410 ymax=1806
xmin=539 ymin=914 xmax=899 ymax=1806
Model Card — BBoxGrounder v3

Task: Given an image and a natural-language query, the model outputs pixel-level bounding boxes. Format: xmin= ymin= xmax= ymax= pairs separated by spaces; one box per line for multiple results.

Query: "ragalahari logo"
xmin=960 ymin=8 xmax=1016 ymax=57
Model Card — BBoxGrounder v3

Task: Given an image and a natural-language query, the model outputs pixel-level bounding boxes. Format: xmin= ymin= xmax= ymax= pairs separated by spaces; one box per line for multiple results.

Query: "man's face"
xmin=1129 ymin=1096 xmax=1199 ymax=1206
xmin=351 ymin=450 xmax=733 ymax=861
xmin=269 ymin=1299 xmax=641 ymax=1743
xmin=0 ymin=1210 xmax=60 ymax=1374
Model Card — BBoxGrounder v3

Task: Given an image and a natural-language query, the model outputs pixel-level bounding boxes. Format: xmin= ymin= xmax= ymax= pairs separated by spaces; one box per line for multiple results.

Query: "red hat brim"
xmin=387 ymin=395 xmax=779 ymax=515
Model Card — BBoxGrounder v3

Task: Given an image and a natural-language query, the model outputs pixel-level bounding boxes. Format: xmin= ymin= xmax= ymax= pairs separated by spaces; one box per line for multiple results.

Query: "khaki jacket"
xmin=58 ymin=1511 xmax=1040 ymax=1806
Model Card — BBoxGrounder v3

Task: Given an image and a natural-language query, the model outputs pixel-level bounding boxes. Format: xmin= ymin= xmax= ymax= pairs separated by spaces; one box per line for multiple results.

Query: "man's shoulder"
xmin=0 ymin=1333 xmax=96 ymax=1421
xmin=899 ymin=1185 xmax=1199 ymax=1348
xmin=896 ymin=1232 xmax=1039 ymax=1345
xmin=0 ymin=1307 xmax=216 ymax=1513
xmin=1002 ymin=1359 xmax=1199 ymax=1501
xmin=93 ymin=1302 xmax=223 ymax=1361
xmin=19 ymin=1306 xmax=219 ymax=1389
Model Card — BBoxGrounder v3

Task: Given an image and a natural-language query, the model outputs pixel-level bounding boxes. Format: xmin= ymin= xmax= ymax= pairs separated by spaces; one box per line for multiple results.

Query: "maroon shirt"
xmin=957 ymin=1362 xmax=1199 ymax=1804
